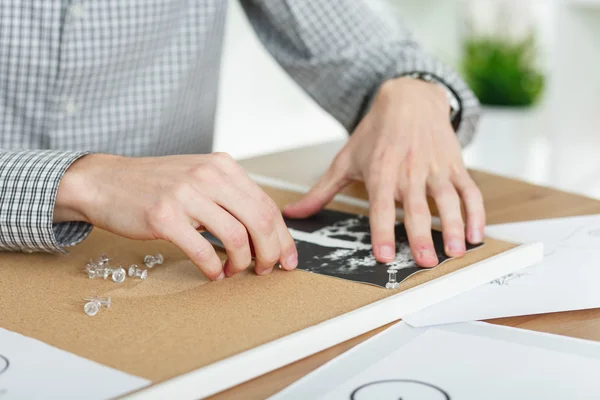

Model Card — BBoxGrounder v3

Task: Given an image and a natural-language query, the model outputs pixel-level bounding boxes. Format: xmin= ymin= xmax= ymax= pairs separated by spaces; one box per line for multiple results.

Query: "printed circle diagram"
xmin=0 ymin=355 xmax=8 ymax=376
xmin=350 ymin=379 xmax=450 ymax=400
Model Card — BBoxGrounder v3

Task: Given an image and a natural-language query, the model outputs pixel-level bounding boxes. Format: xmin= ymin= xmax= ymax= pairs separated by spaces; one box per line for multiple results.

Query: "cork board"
xmin=0 ymin=186 xmax=514 ymax=385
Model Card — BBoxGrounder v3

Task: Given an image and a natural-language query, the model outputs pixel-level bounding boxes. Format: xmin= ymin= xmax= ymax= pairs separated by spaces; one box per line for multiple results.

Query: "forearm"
xmin=0 ymin=150 xmax=93 ymax=253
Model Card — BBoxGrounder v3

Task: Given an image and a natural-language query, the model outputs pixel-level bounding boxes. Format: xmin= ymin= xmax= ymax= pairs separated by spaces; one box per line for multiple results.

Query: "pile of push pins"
xmin=82 ymin=253 xmax=164 ymax=316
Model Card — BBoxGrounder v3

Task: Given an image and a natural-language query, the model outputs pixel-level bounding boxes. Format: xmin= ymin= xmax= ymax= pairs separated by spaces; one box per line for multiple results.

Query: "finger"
xmin=189 ymin=196 xmax=252 ymax=277
xmin=453 ymin=171 xmax=485 ymax=244
xmin=209 ymin=183 xmax=281 ymax=275
xmin=367 ymin=172 xmax=398 ymax=263
xmin=164 ymin=221 xmax=224 ymax=281
xmin=263 ymin=201 xmax=298 ymax=271
xmin=403 ymin=182 xmax=438 ymax=267
xmin=282 ymin=159 xmax=349 ymax=219
xmin=275 ymin=211 xmax=298 ymax=271
xmin=232 ymin=173 xmax=298 ymax=271
xmin=429 ymin=180 xmax=465 ymax=257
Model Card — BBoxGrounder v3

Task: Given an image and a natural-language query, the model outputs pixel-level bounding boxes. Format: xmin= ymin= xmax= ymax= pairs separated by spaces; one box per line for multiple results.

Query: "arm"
xmin=240 ymin=0 xmax=480 ymax=146
xmin=0 ymin=149 xmax=299 ymax=278
xmin=244 ymin=0 xmax=485 ymax=267
xmin=0 ymin=150 xmax=92 ymax=253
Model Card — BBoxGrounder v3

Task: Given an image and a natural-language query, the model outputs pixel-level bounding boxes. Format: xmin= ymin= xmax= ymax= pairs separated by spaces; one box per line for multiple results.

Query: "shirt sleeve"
xmin=0 ymin=150 xmax=93 ymax=253
xmin=240 ymin=0 xmax=481 ymax=147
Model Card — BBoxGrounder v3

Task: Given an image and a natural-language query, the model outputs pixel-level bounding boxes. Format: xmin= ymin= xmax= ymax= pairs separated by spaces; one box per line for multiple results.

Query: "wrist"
xmin=54 ymin=153 xmax=120 ymax=223
xmin=382 ymin=76 xmax=447 ymax=101
xmin=401 ymin=73 xmax=461 ymax=126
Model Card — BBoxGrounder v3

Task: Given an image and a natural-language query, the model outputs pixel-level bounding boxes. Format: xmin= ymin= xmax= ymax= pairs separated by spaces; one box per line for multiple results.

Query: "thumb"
xmin=283 ymin=165 xmax=349 ymax=219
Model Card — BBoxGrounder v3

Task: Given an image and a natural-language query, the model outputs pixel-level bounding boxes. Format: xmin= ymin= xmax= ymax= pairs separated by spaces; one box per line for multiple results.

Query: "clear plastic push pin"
xmin=85 ymin=254 xmax=111 ymax=272
xmin=111 ymin=266 xmax=127 ymax=283
xmin=85 ymin=260 xmax=100 ymax=275
xmin=84 ymin=264 xmax=96 ymax=278
xmin=84 ymin=300 xmax=101 ymax=316
xmin=97 ymin=254 xmax=112 ymax=267
xmin=83 ymin=296 xmax=111 ymax=316
xmin=144 ymin=253 xmax=164 ymax=268
xmin=385 ymin=269 xmax=400 ymax=289
xmin=86 ymin=265 xmax=126 ymax=283
xmin=86 ymin=265 xmax=111 ymax=280
xmin=87 ymin=254 xmax=111 ymax=269
xmin=128 ymin=265 xmax=148 ymax=280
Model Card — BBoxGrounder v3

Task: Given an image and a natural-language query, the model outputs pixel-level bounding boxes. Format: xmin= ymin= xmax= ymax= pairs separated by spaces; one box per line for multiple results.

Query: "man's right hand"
xmin=54 ymin=153 xmax=298 ymax=280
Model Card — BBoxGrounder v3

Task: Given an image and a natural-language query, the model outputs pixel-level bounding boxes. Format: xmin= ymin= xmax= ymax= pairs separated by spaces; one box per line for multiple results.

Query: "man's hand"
xmin=283 ymin=77 xmax=485 ymax=267
xmin=55 ymin=153 xmax=298 ymax=280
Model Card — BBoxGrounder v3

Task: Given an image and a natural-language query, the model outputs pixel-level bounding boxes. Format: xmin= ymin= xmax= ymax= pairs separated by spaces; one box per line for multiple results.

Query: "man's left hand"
xmin=283 ymin=77 xmax=485 ymax=267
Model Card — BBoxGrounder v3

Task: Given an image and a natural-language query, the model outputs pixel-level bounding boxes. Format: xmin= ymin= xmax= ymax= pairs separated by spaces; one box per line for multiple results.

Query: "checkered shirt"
xmin=0 ymin=0 xmax=480 ymax=253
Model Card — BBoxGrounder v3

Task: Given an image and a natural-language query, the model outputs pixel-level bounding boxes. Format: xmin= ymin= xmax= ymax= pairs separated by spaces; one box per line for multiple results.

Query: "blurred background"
xmin=214 ymin=0 xmax=600 ymax=197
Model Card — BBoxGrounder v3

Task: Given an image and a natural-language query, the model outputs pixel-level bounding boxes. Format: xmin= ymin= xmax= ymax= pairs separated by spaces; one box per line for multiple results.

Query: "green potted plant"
xmin=462 ymin=33 xmax=545 ymax=107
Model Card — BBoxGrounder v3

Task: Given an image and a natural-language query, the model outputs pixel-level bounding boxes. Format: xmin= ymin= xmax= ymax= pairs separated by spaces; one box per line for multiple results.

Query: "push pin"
xmin=385 ymin=269 xmax=399 ymax=289
xmin=86 ymin=254 xmax=111 ymax=269
xmin=96 ymin=254 xmax=112 ymax=267
xmin=86 ymin=265 xmax=126 ymax=283
xmin=83 ymin=296 xmax=111 ymax=316
xmin=85 ymin=260 xmax=99 ymax=272
xmin=144 ymin=253 xmax=164 ymax=268
xmin=110 ymin=266 xmax=127 ymax=283
xmin=86 ymin=265 xmax=111 ymax=280
xmin=128 ymin=265 xmax=148 ymax=280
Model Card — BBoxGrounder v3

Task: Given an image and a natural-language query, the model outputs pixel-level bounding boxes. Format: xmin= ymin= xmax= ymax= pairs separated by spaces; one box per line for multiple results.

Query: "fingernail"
xmin=447 ymin=239 xmax=465 ymax=253
xmin=216 ymin=271 xmax=225 ymax=281
xmin=419 ymin=248 xmax=437 ymax=262
xmin=286 ymin=253 xmax=298 ymax=269
xmin=258 ymin=267 xmax=273 ymax=276
xmin=379 ymin=245 xmax=395 ymax=259
xmin=470 ymin=229 xmax=483 ymax=243
xmin=283 ymin=202 xmax=297 ymax=211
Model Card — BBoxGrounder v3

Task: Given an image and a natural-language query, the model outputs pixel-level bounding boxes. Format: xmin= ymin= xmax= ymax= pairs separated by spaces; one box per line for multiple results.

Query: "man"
xmin=0 ymin=1 xmax=485 ymax=281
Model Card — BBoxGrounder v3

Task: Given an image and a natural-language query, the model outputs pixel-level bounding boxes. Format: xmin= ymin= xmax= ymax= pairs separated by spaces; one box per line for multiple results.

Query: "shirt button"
xmin=65 ymin=100 xmax=78 ymax=115
xmin=70 ymin=4 xmax=86 ymax=19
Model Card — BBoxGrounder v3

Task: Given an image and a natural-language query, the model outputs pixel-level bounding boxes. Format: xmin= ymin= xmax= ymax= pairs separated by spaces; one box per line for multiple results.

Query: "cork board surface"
xmin=0 ymin=186 xmax=514 ymax=383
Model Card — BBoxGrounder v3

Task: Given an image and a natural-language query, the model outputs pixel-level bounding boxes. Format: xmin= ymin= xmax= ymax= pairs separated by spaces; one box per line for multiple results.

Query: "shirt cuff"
xmin=0 ymin=150 xmax=93 ymax=254
xmin=48 ymin=152 xmax=94 ymax=253
xmin=53 ymin=221 xmax=94 ymax=250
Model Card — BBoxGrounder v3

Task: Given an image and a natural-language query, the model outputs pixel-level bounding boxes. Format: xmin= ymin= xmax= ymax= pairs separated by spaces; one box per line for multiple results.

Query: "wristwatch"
xmin=405 ymin=72 xmax=461 ymax=130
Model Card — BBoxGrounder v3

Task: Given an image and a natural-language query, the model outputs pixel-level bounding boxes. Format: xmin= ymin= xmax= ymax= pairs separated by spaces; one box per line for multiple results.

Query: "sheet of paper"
xmin=403 ymin=214 xmax=600 ymax=327
xmin=0 ymin=328 xmax=150 ymax=399
xmin=203 ymin=209 xmax=482 ymax=288
xmin=270 ymin=321 xmax=600 ymax=400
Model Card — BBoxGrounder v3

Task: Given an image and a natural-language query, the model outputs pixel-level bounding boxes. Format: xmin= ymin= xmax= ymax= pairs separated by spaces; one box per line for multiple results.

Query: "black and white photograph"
xmin=284 ymin=209 xmax=483 ymax=288
xmin=203 ymin=209 xmax=483 ymax=288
